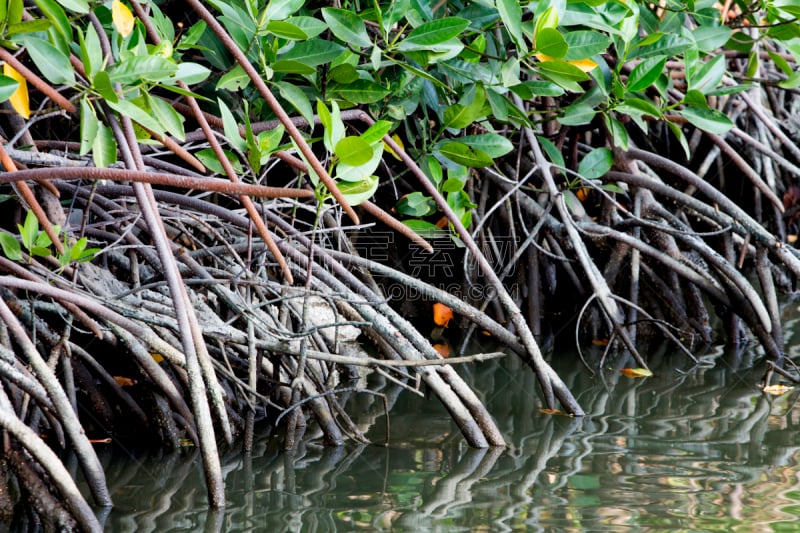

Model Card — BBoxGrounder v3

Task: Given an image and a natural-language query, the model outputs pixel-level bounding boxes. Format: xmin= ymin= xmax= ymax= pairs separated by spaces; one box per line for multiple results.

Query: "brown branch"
xmin=184 ymin=0 xmax=360 ymax=225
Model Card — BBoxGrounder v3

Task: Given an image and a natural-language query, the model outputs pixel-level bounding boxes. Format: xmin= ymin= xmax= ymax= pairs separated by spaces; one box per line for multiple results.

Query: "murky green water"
xmin=86 ymin=333 xmax=800 ymax=532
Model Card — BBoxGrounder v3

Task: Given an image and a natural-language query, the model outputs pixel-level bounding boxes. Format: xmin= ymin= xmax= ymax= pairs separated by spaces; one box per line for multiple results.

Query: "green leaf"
xmin=79 ymin=97 xmax=97 ymax=156
xmin=458 ymin=133 xmax=513 ymax=158
xmin=0 ymin=233 xmax=22 ymax=261
xmin=538 ymin=136 xmax=565 ymax=169
xmin=92 ymin=123 xmax=117 ymax=168
xmin=536 ymin=27 xmax=568 ymax=59
xmin=630 ymin=33 xmax=693 ymax=59
xmin=605 ymin=115 xmax=630 ymax=150
xmin=537 ymin=59 xmax=590 ymax=85
xmin=338 ymin=174 xmax=379 ymax=206
xmin=271 ymin=59 xmax=316 ymax=74
xmin=55 ymin=0 xmax=88 ymax=14
xmin=19 ymin=35 xmax=74 ymax=85
xmin=287 ymin=16 xmax=327 ymax=38
xmin=34 ymin=0 xmax=71 ymax=43
xmin=108 ymin=55 xmax=178 ymax=85
xmin=280 ymin=38 xmax=345 ymax=66
xmin=360 ymin=120 xmax=392 ymax=144
xmin=329 ymin=63 xmax=359 ymax=84
xmin=335 ymin=136 xmax=373 ymax=166
xmin=19 ymin=210 xmax=37 ymax=251
xmin=173 ymin=62 xmax=211 ymax=85
xmin=563 ymin=31 xmax=610 ymax=60
xmin=148 ymin=95 xmax=185 ymax=140
xmin=667 ymin=121 xmax=690 ymax=159
xmin=217 ymin=64 xmax=250 ymax=91
xmin=396 ymin=17 xmax=469 ymax=51
xmin=79 ymin=23 xmax=102 ymax=81
xmin=692 ymin=25 xmax=731 ymax=53
xmin=6 ymin=20 xmax=51 ymax=37
xmin=217 ymin=98 xmax=247 ymax=152
xmin=688 ymin=54 xmax=726 ymax=94
xmin=328 ymin=80 xmax=390 ymax=104
xmin=264 ymin=0 xmax=304 ymax=21
xmin=436 ymin=141 xmax=494 ymax=168
xmin=92 ymin=71 xmax=118 ymax=103
xmin=265 ymin=19 xmax=306 ymax=39
xmin=335 ymin=142 xmax=383 ymax=182
xmin=107 ymin=98 xmax=164 ymax=136
xmin=678 ymin=106 xmax=733 ymax=135
xmin=627 ymin=56 xmax=666 ymax=92
xmin=196 ymin=148 xmax=243 ymax=175
xmin=0 ymin=75 xmax=18 ymax=103
xmin=275 ymin=81 xmax=313 ymax=126
xmin=559 ymin=103 xmax=596 ymax=126
xmin=321 ymin=8 xmax=371 ymax=48
xmin=441 ymin=177 xmax=464 ymax=193
xmin=496 ymin=0 xmax=527 ymax=54
xmin=402 ymin=219 xmax=447 ymax=239
xmin=577 ymin=147 xmax=613 ymax=180
xmin=397 ymin=192 xmax=436 ymax=217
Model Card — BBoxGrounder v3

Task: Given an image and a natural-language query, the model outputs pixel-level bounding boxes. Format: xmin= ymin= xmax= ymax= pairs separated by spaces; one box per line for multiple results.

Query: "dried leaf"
xmin=151 ymin=352 xmax=164 ymax=363
xmin=432 ymin=302 xmax=454 ymax=327
xmin=620 ymin=367 xmax=653 ymax=378
xmin=89 ymin=438 xmax=112 ymax=444
xmin=112 ymin=0 xmax=135 ymax=37
xmin=592 ymin=338 xmax=609 ymax=346
xmin=3 ymin=64 xmax=29 ymax=119
xmin=539 ymin=408 xmax=565 ymax=415
xmin=763 ymin=383 xmax=793 ymax=395
xmin=113 ymin=376 xmax=136 ymax=387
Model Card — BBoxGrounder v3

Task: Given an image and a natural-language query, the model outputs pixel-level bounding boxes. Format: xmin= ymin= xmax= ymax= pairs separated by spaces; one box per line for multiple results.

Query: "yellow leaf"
xmin=383 ymin=134 xmax=404 ymax=160
xmin=569 ymin=58 xmax=598 ymax=73
xmin=112 ymin=0 xmax=135 ymax=37
xmin=151 ymin=352 xmax=164 ymax=363
xmin=4 ymin=64 xmax=29 ymax=119
xmin=539 ymin=408 xmax=566 ymax=416
xmin=763 ymin=383 xmax=793 ymax=395
xmin=620 ymin=367 xmax=653 ymax=378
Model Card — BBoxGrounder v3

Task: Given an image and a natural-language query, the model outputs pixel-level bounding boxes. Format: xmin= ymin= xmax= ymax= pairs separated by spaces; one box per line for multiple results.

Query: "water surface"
xmin=90 ymin=336 xmax=800 ymax=532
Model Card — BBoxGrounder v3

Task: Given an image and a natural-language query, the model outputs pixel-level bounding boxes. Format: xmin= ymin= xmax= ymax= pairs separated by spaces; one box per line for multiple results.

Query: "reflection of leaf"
xmin=620 ymin=367 xmax=653 ymax=378
xmin=432 ymin=303 xmax=453 ymax=327
xmin=763 ymin=384 xmax=793 ymax=395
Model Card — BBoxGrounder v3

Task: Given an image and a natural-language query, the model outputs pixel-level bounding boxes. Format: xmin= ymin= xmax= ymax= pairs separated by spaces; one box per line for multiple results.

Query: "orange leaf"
xmin=763 ymin=384 xmax=793 ymax=395
xmin=151 ymin=352 xmax=164 ymax=363
xmin=620 ymin=367 xmax=653 ymax=378
xmin=539 ymin=408 xmax=565 ymax=416
xmin=592 ymin=338 xmax=609 ymax=346
xmin=113 ymin=376 xmax=136 ymax=387
xmin=481 ymin=330 xmax=492 ymax=337
xmin=432 ymin=302 xmax=454 ymax=327
xmin=3 ymin=64 xmax=29 ymax=119
xmin=89 ymin=437 xmax=112 ymax=444
xmin=433 ymin=343 xmax=451 ymax=358
xmin=112 ymin=0 xmax=135 ymax=37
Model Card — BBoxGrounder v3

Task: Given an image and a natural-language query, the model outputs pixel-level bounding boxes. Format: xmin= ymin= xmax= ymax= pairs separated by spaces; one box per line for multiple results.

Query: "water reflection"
xmin=92 ymin=345 xmax=800 ymax=532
